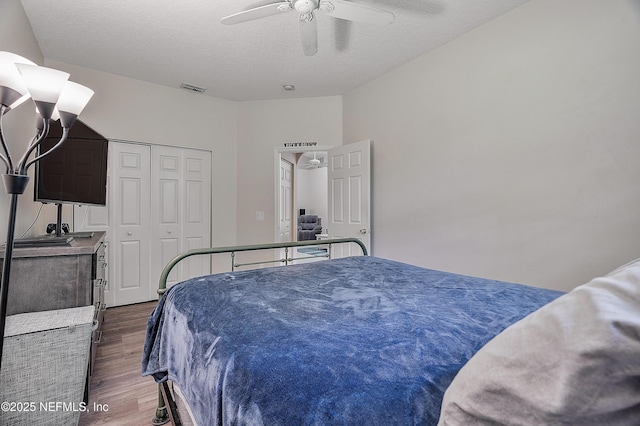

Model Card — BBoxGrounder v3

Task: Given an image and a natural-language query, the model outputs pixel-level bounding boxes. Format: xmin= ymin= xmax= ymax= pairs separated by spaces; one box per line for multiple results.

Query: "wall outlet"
xmin=256 ymin=211 xmax=265 ymax=221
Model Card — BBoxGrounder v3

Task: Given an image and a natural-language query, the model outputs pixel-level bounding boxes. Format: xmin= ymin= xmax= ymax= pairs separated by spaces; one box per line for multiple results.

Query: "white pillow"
xmin=438 ymin=260 xmax=640 ymax=425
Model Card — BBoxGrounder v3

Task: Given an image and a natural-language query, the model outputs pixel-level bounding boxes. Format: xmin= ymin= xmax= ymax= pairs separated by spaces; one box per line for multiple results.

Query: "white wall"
xmin=0 ymin=0 xmax=46 ymax=244
xmin=236 ymin=97 xmax=342 ymax=245
xmin=343 ymin=0 xmax=640 ymax=292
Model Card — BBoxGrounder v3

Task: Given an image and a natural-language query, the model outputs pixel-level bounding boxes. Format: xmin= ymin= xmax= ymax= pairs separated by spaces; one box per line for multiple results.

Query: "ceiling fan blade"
xmin=220 ymin=2 xmax=292 ymax=25
xmin=300 ymin=13 xmax=318 ymax=56
xmin=320 ymin=0 xmax=394 ymax=25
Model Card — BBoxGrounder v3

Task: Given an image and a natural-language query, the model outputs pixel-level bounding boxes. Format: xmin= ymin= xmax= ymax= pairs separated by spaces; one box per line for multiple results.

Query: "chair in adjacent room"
xmin=297 ymin=215 xmax=322 ymax=241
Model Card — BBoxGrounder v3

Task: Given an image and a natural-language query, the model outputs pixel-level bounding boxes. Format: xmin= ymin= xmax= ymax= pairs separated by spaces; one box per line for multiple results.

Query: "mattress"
xmin=142 ymin=256 xmax=562 ymax=425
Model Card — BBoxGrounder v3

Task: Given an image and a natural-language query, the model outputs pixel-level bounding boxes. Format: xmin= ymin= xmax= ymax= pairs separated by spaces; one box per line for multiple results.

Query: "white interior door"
xmin=327 ymin=140 xmax=371 ymax=258
xmin=77 ymin=141 xmax=212 ymax=307
xmin=112 ymin=142 xmax=151 ymax=306
xmin=181 ymin=148 xmax=212 ymax=282
xmin=151 ymin=146 xmax=182 ymax=292
xmin=280 ymin=158 xmax=294 ymax=243
xmin=150 ymin=146 xmax=212 ymax=296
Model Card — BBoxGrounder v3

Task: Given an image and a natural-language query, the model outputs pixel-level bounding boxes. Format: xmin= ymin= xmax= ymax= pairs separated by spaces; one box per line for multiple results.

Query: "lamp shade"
xmin=15 ymin=63 xmax=69 ymax=119
xmin=56 ymin=81 xmax=94 ymax=128
xmin=56 ymin=81 xmax=94 ymax=116
xmin=0 ymin=52 xmax=36 ymax=109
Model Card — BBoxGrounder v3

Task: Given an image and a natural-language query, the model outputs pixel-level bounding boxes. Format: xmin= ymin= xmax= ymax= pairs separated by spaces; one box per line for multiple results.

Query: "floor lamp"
xmin=0 ymin=51 xmax=94 ymax=372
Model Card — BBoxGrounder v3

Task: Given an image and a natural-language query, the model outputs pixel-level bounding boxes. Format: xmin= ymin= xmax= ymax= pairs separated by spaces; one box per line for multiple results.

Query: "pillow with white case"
xmin=438 ymin=259 xmax=640 ymax=425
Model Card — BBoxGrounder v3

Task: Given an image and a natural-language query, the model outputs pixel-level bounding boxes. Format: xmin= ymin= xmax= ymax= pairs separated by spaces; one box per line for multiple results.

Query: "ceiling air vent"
xmin=180 ymin=82 xmax=207 ymax=93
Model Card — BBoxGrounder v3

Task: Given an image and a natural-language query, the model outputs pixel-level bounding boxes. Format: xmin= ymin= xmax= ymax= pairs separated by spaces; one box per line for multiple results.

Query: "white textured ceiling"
xmin=20 ymin=0 xmax=529 ymax=102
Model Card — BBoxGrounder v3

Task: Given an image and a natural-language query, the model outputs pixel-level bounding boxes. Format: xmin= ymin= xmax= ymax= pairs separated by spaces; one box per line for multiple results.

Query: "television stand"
xmin=68 ymin=231 xmax=94 ymax=239
xmin=13 ymin=235 xmax=74 ymax=248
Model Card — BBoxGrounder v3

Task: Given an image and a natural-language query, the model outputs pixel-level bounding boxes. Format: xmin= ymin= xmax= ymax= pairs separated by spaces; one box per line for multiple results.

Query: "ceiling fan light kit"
xmin=301 ymin=152 xmax=328 ymax=169
xmin=220 ymin=0 xmax=394 ymax=56
xmin=295 ymin=0 xmax=316 ymax=14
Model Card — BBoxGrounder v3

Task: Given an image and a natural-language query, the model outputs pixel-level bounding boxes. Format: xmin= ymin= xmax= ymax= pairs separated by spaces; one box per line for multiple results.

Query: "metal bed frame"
xmin=152 ymin=237 xmax=368 ymax=425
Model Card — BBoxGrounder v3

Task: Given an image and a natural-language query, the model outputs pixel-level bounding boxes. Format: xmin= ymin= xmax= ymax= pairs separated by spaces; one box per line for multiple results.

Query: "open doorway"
xmin=275 ymin=140 xmax=372 ymax=258
xmin=296 ymin=151 xmax=328 ymax=242
xmin=274 ymin=146 xmax=333 ymax=248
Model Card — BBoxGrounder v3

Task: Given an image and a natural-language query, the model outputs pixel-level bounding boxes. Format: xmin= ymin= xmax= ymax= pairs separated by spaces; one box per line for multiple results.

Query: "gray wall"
xmin=343 ymin=0 xmax=640 ymax=291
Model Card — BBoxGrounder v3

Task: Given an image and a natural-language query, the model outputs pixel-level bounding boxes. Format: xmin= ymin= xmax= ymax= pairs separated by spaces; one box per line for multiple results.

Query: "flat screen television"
xmin=34 ymin=120 xmax=108 ymax=206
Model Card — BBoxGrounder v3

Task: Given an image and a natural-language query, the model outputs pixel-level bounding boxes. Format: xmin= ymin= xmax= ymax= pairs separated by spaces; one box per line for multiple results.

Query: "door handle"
xmin=359 ymin=228 xmax=368 ymax=234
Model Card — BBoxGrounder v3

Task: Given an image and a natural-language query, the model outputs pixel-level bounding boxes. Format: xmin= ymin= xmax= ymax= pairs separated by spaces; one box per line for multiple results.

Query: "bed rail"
xmin=157 ymin=237 xmax=368 ymax=298
xmin=152 ymin=237 xmax=367 ymax=424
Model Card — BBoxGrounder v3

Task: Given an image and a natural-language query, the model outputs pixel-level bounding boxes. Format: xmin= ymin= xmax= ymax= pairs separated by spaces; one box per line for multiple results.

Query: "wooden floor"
xmin=79 ymin=301 xmax=160 ymax=426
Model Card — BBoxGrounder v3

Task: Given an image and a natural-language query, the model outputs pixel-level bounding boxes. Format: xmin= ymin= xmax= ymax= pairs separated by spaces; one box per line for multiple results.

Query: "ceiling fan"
xmin=300 ymin=152 xmax=328 ymax=169
xmin=220 ymin=0 xmax=395 ymax=56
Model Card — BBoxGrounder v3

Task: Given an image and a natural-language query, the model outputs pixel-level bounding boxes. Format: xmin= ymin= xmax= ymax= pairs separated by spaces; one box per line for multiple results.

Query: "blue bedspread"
xmin=142 ymin=256 xmax=562 ymax=425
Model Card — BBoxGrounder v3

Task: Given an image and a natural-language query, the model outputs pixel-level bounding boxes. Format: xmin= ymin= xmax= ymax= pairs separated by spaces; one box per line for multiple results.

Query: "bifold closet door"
xmin=149 ymin=145 xmax=211 ymax=298
xmin=75 ymin=141 xmax=212 ymax=307
xmin=111 ymin=143 xmax=152 ymax=306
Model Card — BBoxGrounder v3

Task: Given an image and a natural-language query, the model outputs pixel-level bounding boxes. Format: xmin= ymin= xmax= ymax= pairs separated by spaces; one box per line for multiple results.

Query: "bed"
xmin=142 ymin=239 xmax=640 ymax=425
